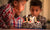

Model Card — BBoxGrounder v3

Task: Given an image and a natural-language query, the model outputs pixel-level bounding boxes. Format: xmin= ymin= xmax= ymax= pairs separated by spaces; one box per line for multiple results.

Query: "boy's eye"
xmin=32 ymin=9 xmax=34 ymax=11
xmin=36 ymin=9 xmax=38 ymax=12
xmin=22 ymin=4 xmax=25 ymax=6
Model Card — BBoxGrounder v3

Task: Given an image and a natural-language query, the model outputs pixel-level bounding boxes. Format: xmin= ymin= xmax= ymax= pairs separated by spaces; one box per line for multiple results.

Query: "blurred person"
xmin=0 ymin=0 xmax=28 ymax=29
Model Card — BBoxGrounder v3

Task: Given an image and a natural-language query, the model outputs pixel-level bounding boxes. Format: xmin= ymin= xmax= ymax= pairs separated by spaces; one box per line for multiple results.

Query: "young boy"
xmin=23 ymin=0 xmax=47 ymax=29
xmin=0 ymin=0 xmax=28 ymax=29
xmin=9 ymin=0 xmax=28 ymax=29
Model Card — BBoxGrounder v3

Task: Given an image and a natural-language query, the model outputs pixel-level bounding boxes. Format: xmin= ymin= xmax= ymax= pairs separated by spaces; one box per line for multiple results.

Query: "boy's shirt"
xmin=0 ymin=4 xmax=15 ymax=28
xmin=37 ymin=15 xmax=47 ymax=29
xmin=10 ymin=17 xmax=24 ymax=28
xmin=23 ymin=14 xmax=47 ymax=29
xmin=0 ymin=4 xmax=24 ymax=29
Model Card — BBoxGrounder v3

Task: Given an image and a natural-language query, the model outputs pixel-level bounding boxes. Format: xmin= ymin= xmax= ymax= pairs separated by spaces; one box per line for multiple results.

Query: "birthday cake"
xmin=22 ymin=16 xmax=42 ymax=29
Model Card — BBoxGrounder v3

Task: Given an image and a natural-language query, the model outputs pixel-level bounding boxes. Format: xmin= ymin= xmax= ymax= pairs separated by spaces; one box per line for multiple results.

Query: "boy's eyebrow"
xmin=18 ymin=0 xmax=26 ymax=1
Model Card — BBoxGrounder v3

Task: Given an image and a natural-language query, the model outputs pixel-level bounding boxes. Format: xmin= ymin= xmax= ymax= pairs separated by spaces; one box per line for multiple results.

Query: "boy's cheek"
xmin=36 ymin=12 xmax=40 ymax=16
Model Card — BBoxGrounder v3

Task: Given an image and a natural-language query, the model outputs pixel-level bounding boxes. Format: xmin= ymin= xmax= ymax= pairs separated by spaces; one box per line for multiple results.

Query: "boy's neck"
xmin=14 ymin=15 xmax=19 ymax=18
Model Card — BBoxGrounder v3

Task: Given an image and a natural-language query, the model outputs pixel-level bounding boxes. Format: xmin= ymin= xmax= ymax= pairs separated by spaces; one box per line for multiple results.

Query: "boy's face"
xmin=13 ymin=0 xmax=26 ymax=16
xmin=30 ymin=6 xmax=42 ymax=17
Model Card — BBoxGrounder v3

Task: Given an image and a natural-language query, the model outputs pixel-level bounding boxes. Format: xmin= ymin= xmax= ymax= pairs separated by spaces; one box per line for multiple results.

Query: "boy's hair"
xmin=8 ymin=0 xmax=28 ymax=3
xmin=30 ymin=0 xmax=42 ymax=9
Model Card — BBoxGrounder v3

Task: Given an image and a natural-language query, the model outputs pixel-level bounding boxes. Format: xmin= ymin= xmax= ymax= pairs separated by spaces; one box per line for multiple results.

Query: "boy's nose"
xmin=33 ymin=11 xmax=36 ymax=14
xmin=18 ymin=4 xmax=24 ymax=12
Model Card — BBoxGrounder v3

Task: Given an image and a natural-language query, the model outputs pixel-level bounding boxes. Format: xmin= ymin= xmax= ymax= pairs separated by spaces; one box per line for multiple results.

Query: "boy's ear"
xmin=29 ymin=7 xmax=31 ymax=11
xmin=40 ymin=9 xmax=43 ymax=12
xmin=13 ymin=1 xmax=18 ymax=7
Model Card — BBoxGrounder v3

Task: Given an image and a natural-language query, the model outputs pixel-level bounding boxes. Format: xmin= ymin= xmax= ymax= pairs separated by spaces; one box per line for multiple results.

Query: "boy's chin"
xmin=17 ymin=14 xmax=20 ymax=16
xmin=15 ymin=14 xmax=20 ymax=17
xmin=32 ymin=15 xmax=37 ymax=17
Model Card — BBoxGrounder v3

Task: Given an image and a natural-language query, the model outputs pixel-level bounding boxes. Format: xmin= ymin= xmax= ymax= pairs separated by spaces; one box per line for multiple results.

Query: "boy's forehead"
xmin=31 ymin=6 xmax=40 ymax=8
xmin=16 ymin=0 xmax=27 ymax=3
xmin=16 ymin=0 xmax=27 ymax=1
xmin=20 ymin=0 xmax=26 ymax=1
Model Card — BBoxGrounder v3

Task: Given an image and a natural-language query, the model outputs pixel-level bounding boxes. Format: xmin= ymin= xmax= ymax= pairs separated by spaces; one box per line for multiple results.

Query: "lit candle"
xmin=26 ymin=15 xmax=28 ymax=22
xmin=34 ymin=16 xmax=37 ymax=22
xmin=30 ymin=16 xmax=34 ymax=23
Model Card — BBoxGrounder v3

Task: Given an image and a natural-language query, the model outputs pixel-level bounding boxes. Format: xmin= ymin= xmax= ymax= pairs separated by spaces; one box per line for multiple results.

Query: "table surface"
xmin=0 ymin=29 xmax=50 ymax=30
